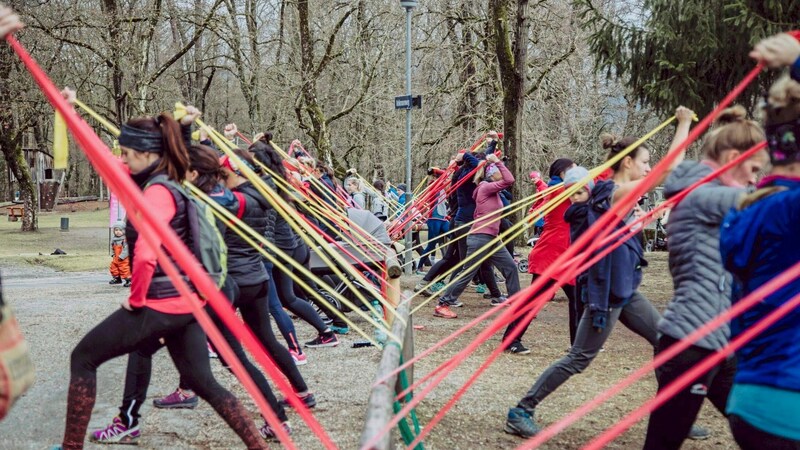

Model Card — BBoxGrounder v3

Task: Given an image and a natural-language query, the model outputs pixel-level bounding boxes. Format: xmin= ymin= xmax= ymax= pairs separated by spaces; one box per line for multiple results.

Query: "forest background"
xmin=1 ymin=0 xmax=797 ymax=231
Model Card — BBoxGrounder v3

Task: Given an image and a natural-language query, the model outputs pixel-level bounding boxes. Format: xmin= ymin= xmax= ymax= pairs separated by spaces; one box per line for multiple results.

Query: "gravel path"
xmin=0 ymin=254 xmax=737 ymax=449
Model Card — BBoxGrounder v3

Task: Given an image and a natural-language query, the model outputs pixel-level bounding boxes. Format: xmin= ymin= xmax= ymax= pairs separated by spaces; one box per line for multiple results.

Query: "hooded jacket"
xmin=659 ymin=160 xmax=745 ymax=350
xmin=720 ymin=176 xmax=800 ymax=391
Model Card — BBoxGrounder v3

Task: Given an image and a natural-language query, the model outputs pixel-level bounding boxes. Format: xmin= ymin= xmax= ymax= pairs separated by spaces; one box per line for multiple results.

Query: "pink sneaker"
xmin=90 ymin=416 xmax=140 ymax=444
xmin=289 ymin=349 xmax=308 ymax=366
xmin=153 ymin=388 xmax=198 ymax=409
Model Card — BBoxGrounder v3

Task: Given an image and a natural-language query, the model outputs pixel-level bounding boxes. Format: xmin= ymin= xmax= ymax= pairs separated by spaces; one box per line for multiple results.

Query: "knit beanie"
xmin=563 ymin=166 xmax=595 ymax=191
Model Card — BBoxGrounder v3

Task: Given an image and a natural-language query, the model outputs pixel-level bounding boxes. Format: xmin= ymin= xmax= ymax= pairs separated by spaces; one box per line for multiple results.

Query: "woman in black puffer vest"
xmin=249 ymin=138 xmax=339 ymax=349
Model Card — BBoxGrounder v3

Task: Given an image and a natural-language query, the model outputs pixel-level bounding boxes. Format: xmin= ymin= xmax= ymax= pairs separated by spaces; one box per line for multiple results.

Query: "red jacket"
xmin=528 ymin=186 xmax=574 ymax=285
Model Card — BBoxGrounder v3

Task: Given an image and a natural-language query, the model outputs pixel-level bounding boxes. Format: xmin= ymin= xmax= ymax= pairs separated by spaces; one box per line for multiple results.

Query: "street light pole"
xmin=401 ymin=0 xmax=416 ymax=275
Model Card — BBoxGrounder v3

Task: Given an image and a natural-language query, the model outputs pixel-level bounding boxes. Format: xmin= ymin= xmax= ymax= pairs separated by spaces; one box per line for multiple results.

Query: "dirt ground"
xmin=0 ymin=251 xmax=736 ymax=450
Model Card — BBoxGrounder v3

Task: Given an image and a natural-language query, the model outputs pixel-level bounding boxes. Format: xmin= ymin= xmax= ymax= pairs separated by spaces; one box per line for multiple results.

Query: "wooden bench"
xmin=7 ymin=206 xmax=23 ymax=222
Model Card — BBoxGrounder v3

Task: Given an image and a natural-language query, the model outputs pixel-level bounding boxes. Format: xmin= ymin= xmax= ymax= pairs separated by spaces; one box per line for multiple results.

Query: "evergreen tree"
xmin=575 ymin=0 xmax=800 ymax=115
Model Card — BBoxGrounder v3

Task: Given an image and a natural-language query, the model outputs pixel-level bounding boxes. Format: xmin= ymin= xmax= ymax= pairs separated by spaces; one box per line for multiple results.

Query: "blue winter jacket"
xmin=585 ymin=180 xmax=647 ymax=317
xmin=453 ymin=152 xmax=480 ymax=223
xmin=720 ymin=176 xmax=800 ymax=392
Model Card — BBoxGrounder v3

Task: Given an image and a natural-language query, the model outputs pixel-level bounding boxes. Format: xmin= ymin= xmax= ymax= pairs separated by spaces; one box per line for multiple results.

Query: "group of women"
xmin=1 ymin=4 xmax=799 ymax=448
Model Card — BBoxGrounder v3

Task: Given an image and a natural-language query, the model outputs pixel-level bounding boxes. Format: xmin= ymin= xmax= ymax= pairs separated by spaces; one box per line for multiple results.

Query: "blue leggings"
xmin=422 ymin=219 xmax=449 ymax=259
xmin=264 ymin=261 xmax=301 ymax=353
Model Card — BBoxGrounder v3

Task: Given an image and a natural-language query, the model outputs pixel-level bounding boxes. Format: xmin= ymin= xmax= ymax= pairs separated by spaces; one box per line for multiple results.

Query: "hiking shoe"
xmin=305 ymin=332 xmax=339 ymax=348
xmin=475 ymin=283 xmax=487 ymax=294
xmin=505 ymin=342 xmax=531 ymax=355
xmin=688 ymin=424 xmax=710 ymax=440
xmin=330 ymin=325 xmax=350 ymax=335
xmin=290 ymin=349 xmax=308 ymax=366
xmin=90 ymin=417 xmax=141 ymax=444
xmin=109 ymin=277 xmax=122 ymax=285
xmin=433 ymin=305 xmax=457 ymax=319
xmin=414 ymin=282 xmax=435 ymax=296
xmin=504 ymin=407 xmax=540 ymax=438
xmin=490 ymin=296 xmax=508 ymax=306
xmin=259 ymin=420 xmax=292 ymax=441
xmin=153 ymin=388 xmax=198 ymax=409
xmin=279 ymin=393 xmax=317 ymax=409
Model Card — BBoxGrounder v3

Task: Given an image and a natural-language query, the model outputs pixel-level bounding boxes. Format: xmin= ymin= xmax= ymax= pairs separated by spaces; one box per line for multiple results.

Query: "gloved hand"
xmin=591 ymin=310 xmax=609 ymax=333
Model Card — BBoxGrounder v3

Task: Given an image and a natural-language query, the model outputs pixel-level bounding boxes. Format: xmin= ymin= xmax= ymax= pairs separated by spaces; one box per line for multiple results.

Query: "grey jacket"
xmin=658 ymin=160 xmax=744 ymax=350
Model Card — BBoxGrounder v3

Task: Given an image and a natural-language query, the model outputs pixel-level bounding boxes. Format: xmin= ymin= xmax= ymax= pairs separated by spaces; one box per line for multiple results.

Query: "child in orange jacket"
xmin=109 ymin=221 xmax=131 ymax=287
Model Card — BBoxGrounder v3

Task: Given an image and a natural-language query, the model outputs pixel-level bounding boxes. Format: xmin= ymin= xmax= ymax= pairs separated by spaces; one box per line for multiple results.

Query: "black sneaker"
xmin=305 ymin=332 xmax=339 ymax=348
xmin=506 ymin=342 xmax=531 ymax=355
xmin=688 ymin=424 xmax=710 ymax=440
xmin=123 ymin=278 xmax=131 ymax=287
xmin=504 ymin=407 xmax=540 ymax=437
xmin=109 ymin=277 xmax=122 ymax=285
xmin=490 ymin=296 xmax=508 ymax=306
xmin=259 ymin=420 xmax=291 ymax=441
xmin=279 ymin=393 xmax=317 ymax=409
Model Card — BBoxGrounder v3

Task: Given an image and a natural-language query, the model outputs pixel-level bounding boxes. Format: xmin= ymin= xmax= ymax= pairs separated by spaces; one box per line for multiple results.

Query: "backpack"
xmin=147 ymin=176 xmax=228 ymax=292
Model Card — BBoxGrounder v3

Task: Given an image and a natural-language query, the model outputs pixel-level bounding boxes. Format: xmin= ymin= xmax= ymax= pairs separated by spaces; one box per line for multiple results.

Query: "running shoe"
xmin=109 ymin=277 xmax=122 ymax=285
xmin=330 ymin=325 xmax=350 ymax=335
xmin=90 ymin=417 xmax=141 ymax=444
xmin=289 ymin=349 xmax=308 ymax=366
xmin=433 ymin=304 xmax=457 ymax=319
xmin=688 ymin=424 xmax=711 ymax=440
xmin=279 ymin=392 xmax=317 ymax=409
xmin=504 ymin=407 xmax=540 ymax=438
xmin=305 ymin=332 xmax=339 ymax=348
xmin=475 ymin=283 xmax=488 ymax=294
xmin=490 ymin=296 xmax=508 ymax=306
xmin=153 ymin=388 xmax=199 ymax=409
xmin=414 ymin=282 xmax=435 ymax=296
xmin=505 ymin=342 xmax=531 ymax=355
xmin=259 ymin=420 xmax=292 ymax=441
xmin=430 ymin=281 xmax=446 ymax=292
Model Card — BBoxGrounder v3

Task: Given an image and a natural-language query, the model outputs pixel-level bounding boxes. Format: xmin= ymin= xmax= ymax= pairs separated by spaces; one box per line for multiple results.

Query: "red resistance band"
xmin=405 ymin=142 xmax=772 ymax=449
xmin=4 ymin=35 xmax=337 ymax=449
xmin=362 ymin=64 xmax=764 ymax=450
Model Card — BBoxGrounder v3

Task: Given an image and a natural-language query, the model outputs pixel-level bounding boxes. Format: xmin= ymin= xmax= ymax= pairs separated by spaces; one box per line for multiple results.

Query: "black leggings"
xmin=502 ymin=273 xmax=578 ymax=347
xmin=119 ymin=279 xmax=289 ymax=426
xmin=64 ymin=307 xmax=264 ymax=450
xmin=273 ymin=244 xmax=328 ymax=334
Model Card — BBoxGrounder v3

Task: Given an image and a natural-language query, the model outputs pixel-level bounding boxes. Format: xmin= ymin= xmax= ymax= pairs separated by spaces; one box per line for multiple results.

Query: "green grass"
xmin=0 ymin=209 xmax=111 ymax=272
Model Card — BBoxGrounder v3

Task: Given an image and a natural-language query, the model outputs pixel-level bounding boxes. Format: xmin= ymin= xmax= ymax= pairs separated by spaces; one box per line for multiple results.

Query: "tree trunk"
xmin=492 ymin=0 xmax=528 ymax=240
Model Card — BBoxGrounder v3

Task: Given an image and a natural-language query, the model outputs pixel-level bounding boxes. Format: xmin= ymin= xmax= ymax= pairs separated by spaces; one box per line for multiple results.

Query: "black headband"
xmin=118 ymin=123 xmax=163 ymax=153
xmin=765 ymin=118 xmax=800 ymax=166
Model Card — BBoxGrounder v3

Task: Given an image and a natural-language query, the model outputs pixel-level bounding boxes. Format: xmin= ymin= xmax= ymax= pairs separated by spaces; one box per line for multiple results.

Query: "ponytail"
xmin=156 ymin=113 xmax=189 ymax=182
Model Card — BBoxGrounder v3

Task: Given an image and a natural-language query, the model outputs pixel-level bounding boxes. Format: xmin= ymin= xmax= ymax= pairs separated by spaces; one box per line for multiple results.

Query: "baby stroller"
xmin=306 ymin=208 xmax=393 ymax=326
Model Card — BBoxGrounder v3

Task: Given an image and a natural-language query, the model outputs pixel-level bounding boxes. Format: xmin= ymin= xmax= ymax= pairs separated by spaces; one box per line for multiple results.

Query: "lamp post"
xmin=401 ymin=0 xmax=416 ymax=275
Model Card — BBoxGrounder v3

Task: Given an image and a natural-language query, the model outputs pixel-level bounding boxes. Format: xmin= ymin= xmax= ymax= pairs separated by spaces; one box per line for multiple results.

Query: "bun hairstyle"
xmin=601 ymin=133 xmax=647 ymax=172
xmin=762 ymin=74 xmax=800 ymax=166
xmin=125 ymin=113 xmax=190 ymax=182
xmin=700 ymin=105 xmax=764 ymax=161
xmin=188 ymin=145 xmax=221 ymax=194
xmin=764 ymin=74 xmax=800 ymax=126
